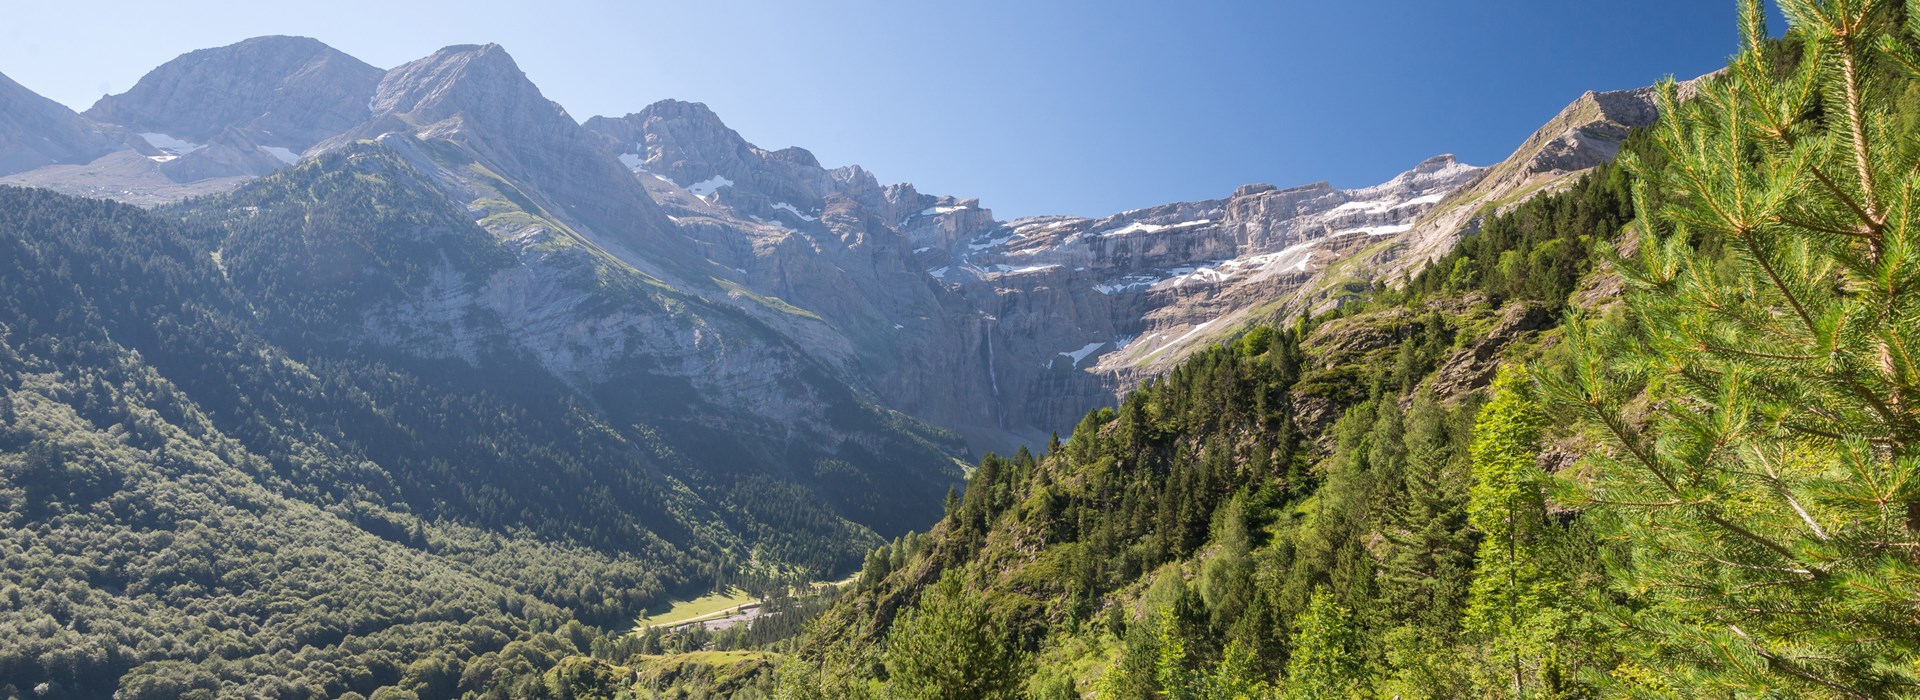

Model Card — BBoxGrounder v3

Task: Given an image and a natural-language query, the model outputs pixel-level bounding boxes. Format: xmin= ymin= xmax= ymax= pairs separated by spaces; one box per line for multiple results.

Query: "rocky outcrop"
xmin=155 ymin=127 xmax=291 ymax=181
xmin=1387 ymin=76 xmax=1710 ymax=275
xmin=1430 ymin=301 xmax=1550 ymax=401
xmin=332 ymin=44 xmax=696 ymax=276
xmin=584 ymin=100 xmax=954 ymax=238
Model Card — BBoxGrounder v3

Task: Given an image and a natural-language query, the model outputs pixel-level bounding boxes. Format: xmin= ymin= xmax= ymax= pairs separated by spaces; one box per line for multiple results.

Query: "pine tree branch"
xmin=1734 ymin=629 xmax=1875 ymax=700
xmin=1753 ymin=448 xmax=1832 ymax=542
xmin=1807 ymin=162 xmax=1886 ymax=237
xmin=1776 ymin=210 xmax=1878 ymax=239
xmin=1739 ymin=223 xmax=1822 ymax=334
xmin=1701 ymin=342 xmax=1820 ymax=362
xmin=1591 ymin=404 xmax=1824 ymax=577
xmin=1835 ymin=25 xmax=1888 ymax=241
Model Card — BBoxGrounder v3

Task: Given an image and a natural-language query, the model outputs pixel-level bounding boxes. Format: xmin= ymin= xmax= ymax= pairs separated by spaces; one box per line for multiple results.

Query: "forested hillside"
xmin=0 ymin=144 xmax=960 ymax=700
xmin=738 ymin=3 xmax=1920 ymax=697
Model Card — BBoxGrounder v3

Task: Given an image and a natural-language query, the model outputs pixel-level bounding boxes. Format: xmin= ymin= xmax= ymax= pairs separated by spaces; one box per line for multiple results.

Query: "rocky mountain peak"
xmin=1581 ymin=86 xmax=1667 ymax=128
xmin=339 ymin=42 xmax=691 ymax=278
xmin=768 ymin=146 xmax=822 ymax=169
xmin=583 ymin=99 xmax=756 ymax=185
xmin=636 ymin=98 xmax=735 ymax=131
xmin=1379 ymin=76 xmax=1714 ymax=277
xmin=1411 ymin=153 xmax=1462 ymax=172
xmin=366 ymin=43 xmax=542 ymax=124
xmin=84 ymin=35 xmax=381 ymax=151
xmin=1374 ymin=153 xmax=1481 ymax=194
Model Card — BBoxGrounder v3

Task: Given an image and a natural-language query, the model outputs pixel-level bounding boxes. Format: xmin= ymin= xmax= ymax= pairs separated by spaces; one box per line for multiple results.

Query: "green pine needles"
xmin=1465 ymin=370 xmax=1567 ymax=698
xmin=1547 ymin=0 xmax=1920 ymax=696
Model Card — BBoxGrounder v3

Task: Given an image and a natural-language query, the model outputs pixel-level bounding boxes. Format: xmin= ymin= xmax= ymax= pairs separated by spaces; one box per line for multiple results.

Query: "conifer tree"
xmin=1379 ymin=395 xmax=1475 ymax=633
xmin=1204 ymin=639 xmax=1271 ymax=700
xmin=882 ymin=570 xmax=1025 ymax=700
xmin=1283 ymin=589 xmax=1363 ymax=700
xmin=1545 ymin=0 xmax=1920 ymax=695
xmin=1155 ymin=613 xmax=1197 ymax=700
xmin=1463 ymin=369 xmax=1557 ymax=697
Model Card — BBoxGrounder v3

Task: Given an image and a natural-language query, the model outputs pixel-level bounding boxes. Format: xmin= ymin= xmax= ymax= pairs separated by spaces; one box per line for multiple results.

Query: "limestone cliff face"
xmin=936 ymin=155 xmax=1486 ymax=437
xmin=578 ymin=96 xmax=1496 ymax=448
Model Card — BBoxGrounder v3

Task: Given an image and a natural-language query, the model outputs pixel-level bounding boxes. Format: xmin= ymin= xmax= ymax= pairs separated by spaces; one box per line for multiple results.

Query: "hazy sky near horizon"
xmin=3 ymin=1 xmax=1781 ymax=218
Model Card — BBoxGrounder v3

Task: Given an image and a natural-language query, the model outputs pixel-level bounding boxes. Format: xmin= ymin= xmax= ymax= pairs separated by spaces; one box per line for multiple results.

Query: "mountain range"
xmin=0 ymin=35 xmax=1682 ymax=454
xmin=0 ymin=33 xmax=1692 ymax=698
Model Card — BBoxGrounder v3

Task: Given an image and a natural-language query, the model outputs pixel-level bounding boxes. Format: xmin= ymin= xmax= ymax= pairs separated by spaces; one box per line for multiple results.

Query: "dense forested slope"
xmin=0 ymin=146 xmax=960 ymax=699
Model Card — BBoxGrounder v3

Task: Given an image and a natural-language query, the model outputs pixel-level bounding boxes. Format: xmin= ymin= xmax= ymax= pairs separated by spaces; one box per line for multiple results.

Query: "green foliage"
xmin=1462 ymin=369 xmax=1574 ymax=697
xmin=881 ymin=570 xmax=1025 ymax=700
xmin=1543 ymin=0 xmax=1920 ymax=695
xmin=1207 ymin=639 xmax=1272 ymax=700
xmin=1283 ymin=589 xmax=1363 ymax=700
xmin=0 ymin=157 xmax=943 ymax=697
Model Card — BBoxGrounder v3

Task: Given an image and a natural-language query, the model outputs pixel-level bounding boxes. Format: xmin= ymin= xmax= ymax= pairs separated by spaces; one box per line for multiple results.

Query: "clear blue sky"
xmin=3 ymin=1 xmax=1778 ymax=218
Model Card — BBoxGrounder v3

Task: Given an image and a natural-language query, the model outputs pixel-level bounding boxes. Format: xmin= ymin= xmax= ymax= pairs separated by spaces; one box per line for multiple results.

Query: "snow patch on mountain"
xmin=139 ymin=132 xmax=205 ymax=155
xmin=1335 ymin=223 xmax=1415 ymax=237
xmin=772 ymin=202 xmax=817 ymax=221
xmin=1060 ymin=341 xmax=1107 ymax=367
xmin=1101 ymin=219 xmax=1212 ymax=237
xmin=685 ymin=175 xmax=733 ymax=198
xmin=1159 ymin=241 xmax=1319 ymax=288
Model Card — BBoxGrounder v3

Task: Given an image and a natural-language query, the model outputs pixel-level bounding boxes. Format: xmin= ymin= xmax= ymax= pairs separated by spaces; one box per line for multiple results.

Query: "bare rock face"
xmin=0 ymin=71 xmax=125 ymax=176
xmin=584 ymin=93 xmax=1491 ymax=448
xmin=155 ymin=127 xmax=290 ymax=181
xmin=85 ymin=35 xmax=382 ymax=154
xmin=192 ymin=142 xmax=965 ymax=538
xmin=585 ymin=100 xmax=895 ymax=235
xmin=1386 ymin=76 xmax=1710 ymax=276
xmin=336 ymin=44 xmax=693 ymax=272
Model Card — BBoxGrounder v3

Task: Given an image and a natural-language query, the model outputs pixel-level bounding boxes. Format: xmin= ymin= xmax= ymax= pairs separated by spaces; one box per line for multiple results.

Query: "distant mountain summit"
xmin=84 ymin=35 xmax=382 ymax=153
xmin=0 ymin=37 xmax=382 ymax=202
xmin=337 ymin=44 xmax=696 ymax=268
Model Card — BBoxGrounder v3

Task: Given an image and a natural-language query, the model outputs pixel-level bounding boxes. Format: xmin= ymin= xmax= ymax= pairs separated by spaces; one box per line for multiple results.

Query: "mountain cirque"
xmin=0 ymin=35 xmax=1680 ymax=453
